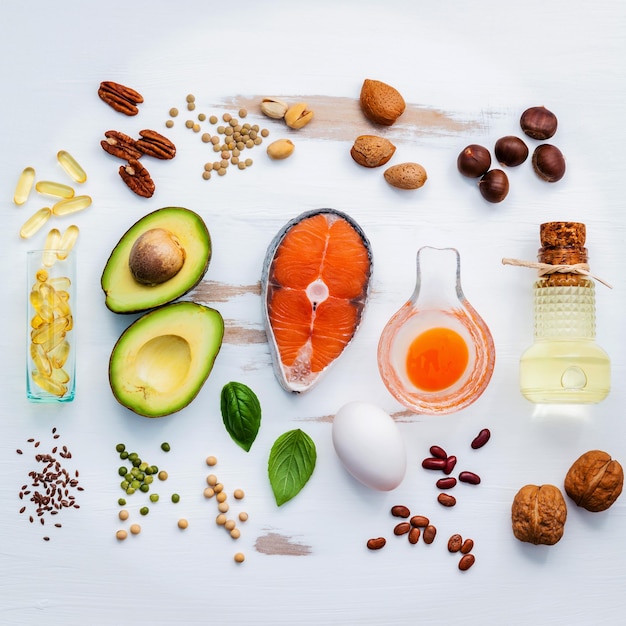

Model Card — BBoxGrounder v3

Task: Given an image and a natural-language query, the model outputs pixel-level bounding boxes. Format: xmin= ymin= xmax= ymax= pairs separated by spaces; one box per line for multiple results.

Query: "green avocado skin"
xmin=108 ymin=301 xmax=224 ymax=418
xmin=101 ymin=207 xmax=211 ymax=314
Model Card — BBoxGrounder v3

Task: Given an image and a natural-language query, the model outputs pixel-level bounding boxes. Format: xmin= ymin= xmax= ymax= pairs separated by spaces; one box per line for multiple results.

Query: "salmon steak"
xmin=261 ymin=209 xmax=373 ymax=393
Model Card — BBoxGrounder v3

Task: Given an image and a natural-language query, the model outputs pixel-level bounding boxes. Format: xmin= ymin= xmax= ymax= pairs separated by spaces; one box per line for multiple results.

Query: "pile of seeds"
xmin=421 ymin=428 xmax=491 ymax=508
xmin=164 ymin=94 xmax=270 ymax=180
xmin=16 ymin=427 xmax=83 ymax=541
xmin=203 ymin=454 xmax=248 ymax=564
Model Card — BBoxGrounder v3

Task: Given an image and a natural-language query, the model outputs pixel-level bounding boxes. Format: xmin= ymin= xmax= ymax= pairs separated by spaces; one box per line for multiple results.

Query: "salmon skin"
xmin=261 ymin=208 xmax=373 ymax=393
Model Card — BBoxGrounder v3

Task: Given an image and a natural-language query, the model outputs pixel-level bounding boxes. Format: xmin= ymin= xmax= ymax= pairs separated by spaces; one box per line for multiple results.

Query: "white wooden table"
xmin=1 ymin=1 xmax=625 ymax=624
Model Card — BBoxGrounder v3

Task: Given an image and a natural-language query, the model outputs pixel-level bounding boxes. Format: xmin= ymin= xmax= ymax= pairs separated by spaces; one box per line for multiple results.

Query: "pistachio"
xmin=267 ymin=139 xmax=295 ymax=160
xmin=261 ymin=98 xmax=289 ymax=120
xmin=284 ymin=102 xmax=314 ymax=129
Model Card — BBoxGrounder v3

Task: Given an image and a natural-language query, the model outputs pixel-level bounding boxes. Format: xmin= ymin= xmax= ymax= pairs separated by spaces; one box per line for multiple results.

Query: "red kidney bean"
xmin=391 ymin=505 xmax=410 ymax=518
xmin=471 ymin=428 xmax=491 ymax=449
xmin=423 ymin=525 xmax=437 ymax=544
xmin=443 ymin=455 xmax=457 ymax=475
xmin=367 ymin=537 xmax=386 ymax=550
xmin=461 ymin=538 xmax=474 ymax=554
xmin=458 ymin=471 xmax=481 ymax=485
xmin=410 ymin=515 xmax=430 ymax=528
xmin=394 ymin=522 xmax=411 ymax=536
xmin=429 ymin=445 xmax=447 ymax=459
xmin=408 ymin=527 xmax=420 ymax=544
xmin=422 ymin=457 xmax=446 ymax=470
xmin=458 ymin=553 xmax=476 ymax=571
xmin=447 ymin=533 xmax=463 ymax=552
xmin=436 ymin=477 xmax=457 ymax=490
xmin=437 ymin=493 xmax=457 ymax=507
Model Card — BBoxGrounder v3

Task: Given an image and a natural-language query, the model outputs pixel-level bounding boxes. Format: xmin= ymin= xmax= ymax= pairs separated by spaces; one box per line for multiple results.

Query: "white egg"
xmin=332 ymin=401 xmax=406 ymax=491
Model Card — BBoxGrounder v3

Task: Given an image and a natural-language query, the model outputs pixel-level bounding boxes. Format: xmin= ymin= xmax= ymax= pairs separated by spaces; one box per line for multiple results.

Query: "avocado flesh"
xmin=101 ymin=207 xmax=211 ymax=313
xmin=109 ymin=301 xmax=224 ymax=417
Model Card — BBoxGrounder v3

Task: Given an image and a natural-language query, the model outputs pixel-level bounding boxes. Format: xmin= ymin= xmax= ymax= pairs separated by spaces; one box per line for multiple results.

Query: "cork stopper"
xmin=537 ymin=222 xmax=590 ymax=286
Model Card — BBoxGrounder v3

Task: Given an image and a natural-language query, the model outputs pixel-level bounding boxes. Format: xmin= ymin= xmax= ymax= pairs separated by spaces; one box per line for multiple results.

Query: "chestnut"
xmin=520 ymin=106 xmax=558 ymax=140
xmin=457 ymin=144 xmax=491 ymax=178
xmin=478 ymin=169 xmax=509 ymax=203
xmin=532 ymin=144 xmax=566 ymax=182
xmin=494 ymin=135 xmax=529 ymax=167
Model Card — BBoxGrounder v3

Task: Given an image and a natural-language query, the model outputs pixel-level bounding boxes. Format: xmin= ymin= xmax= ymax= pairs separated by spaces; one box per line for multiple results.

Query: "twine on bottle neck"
xmin=501 ymin=258 xmax=613 ymax=289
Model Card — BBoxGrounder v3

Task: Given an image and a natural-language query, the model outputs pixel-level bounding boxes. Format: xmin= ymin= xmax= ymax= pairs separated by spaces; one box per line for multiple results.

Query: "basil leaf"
xmin=268 ymin=429 xmax=317 ymax=506
xmin=220 ymin=382 xmax=261 ymax=452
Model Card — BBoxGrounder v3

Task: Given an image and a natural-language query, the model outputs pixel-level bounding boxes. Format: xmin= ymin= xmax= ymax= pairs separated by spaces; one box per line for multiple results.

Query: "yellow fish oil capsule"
xmin=20 ymin=207 xmax=52 ymax=239
xmin=14 ymin=167 xmax=36 ymax=205
xmin=57 ymin=225 xmax=79 ymax=260
xmin=57 ymin=150 xmax=87 ymax=184
xmin=36 ymin=180 xmax=75 ymax=199
xmin=31 ymin=372 xmax=67 ymax=397
xmin=43 ymin=228 xmax=62 ymax=267
xmin=30 ymin=343 xmax=52 ymax=378
xmin=52 ymin=195 xmax=92 ymax=217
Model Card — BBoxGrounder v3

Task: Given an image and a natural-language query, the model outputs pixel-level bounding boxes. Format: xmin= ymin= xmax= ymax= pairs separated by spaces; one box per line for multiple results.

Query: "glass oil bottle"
xmin=519 ymin=222 xmax=610 ymax=404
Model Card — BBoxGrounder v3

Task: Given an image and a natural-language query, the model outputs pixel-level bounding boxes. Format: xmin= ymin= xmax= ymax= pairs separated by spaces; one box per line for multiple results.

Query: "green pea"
xmin=144 ymin=475 xmax=154 ymax=485
xmin=149 ymin=494 xmax=159 ymax=503
xmin=128 ymin=452 xmax=138 ymax=461
xmin=171 ymin=493 xmax=180 ymax=503
xmin=115 ymin=443 xmax=126 ymax=453
xmin=139 ymin=462 xmax=149 ymax=472
xmin=118 ymin=498 xmax=126 ymax=506
xmin=144 ymin=466 xmax=154 ymax=475
xmin=120 ymin=480 xmax=129 ymax=490
xmin=130 ymin=480 xmax=141 ymax=489
xmin=150 ymin=466 xmax=159 ymax=474
xmin=120 ymin=451 xmax=129 ymax=460
xmin=126 ymin=487 xmax=136 ymax=495
xmin=140 ymin=484 xmax=150 ymax=493
xmin=140 ymin=507 xmax=149 ymax=516
xmin=118 ymin=467 xmax=128 ymax=476
xmin=132 ymin=458 xmax=142 ymax=467
xmin=161 ymin=442 xmax=171 ymax=452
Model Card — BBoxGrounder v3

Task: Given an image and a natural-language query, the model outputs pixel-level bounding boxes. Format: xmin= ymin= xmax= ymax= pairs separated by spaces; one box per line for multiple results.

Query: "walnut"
xmin=511 ymin=484 xmax=567 ymax=545
xmin=564 ymin=450 xmax=623 ymax=512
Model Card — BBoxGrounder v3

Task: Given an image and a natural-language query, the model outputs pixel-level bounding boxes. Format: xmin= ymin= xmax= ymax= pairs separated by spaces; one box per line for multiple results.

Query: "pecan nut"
xmin=98 ymin=81 xmax=144 ymax=116
xmin=101 ymin=130 xmax=142 ymax=160
xmin=135 ymin=129 xmax=176 ymax=160
xmin=119 ymin=159 xmax=155 ymax=198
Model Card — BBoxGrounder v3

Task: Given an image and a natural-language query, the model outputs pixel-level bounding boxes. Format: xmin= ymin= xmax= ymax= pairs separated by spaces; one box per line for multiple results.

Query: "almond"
xmin=350 ymin=135 xmax=396 ymax=168
xmin=384 ymin=162 xmax=428 ymax=190
xmin=359 ymin=79 xmax=406 ymax=126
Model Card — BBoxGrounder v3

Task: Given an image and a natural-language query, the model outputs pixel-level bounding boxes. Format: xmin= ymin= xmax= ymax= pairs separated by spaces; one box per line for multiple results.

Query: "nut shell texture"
xmin=359 ymin=79 xmax=406 ymax=126
xmin=564 ymin=450 xmax=624 ymax=512
xmin=511 ymin=484 xmax=567 ymax=545
xmin=384 ymin=162 xmax=427 ymax=190
xmin=350 ymin=135 xmax=396 ymax=168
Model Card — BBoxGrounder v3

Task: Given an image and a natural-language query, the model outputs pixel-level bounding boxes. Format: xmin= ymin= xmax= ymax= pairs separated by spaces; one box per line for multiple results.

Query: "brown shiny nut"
xmin=443 ymin=455 xmax=457 ymax=475
xmin=135 ymin=129 xmax=176 ymax=160
xmin=359 ymin=78 xmax=406 ymax=126
xmin=471 ymin=428 xmax=491 ymax=450
xmin=458 ymin=471 xmax=481 ymax=485
xmin=408 ymin=527 xmax=420 ymax=544
xmin=422 ymin=525 xmax=437 ymax=544
xmin=447 ymin=533 xmax=463 ymax=553
xmin=284 ymin=102 xmax=314 ymax=129
xmin=391 ymin=505 xmax=411 ymax=518
xmin=511 ymin=484 xmax=567 ymax=545
xmin=98 ymin=81 xmax=143 ymax=116
xmin=393 ymin=522 xmax=411 ymax=536
xmin=564 ymin=450 xmax=623 ymax=512
xmin=409 ymin=515 xmax=429 ymax=528
xmin=119 ymin=159 xmax=155 ymax=198
xmin=350 ymin=135 xmax=396 ymax=168
xmin=532 ymin=144 xmax=566 ymax=182
xmin=366 ymin=537 xmax=386 ymax=550
xmin=436 ymin=477 xmax=457 ymax=490
xmin=422 ymin=457 xmax=446 ymax=471
xmin=458 ymin=554 xmax=476 ymax=571
xmin=438 ymin=493 xmax=457 ymax=507
xmin=460 ymin=538 xmax=474 ymax=554
xmin=101 ymin=130 xmax=142 ymax=160
xmin=384 ymin=162 xmax=428 ymax=190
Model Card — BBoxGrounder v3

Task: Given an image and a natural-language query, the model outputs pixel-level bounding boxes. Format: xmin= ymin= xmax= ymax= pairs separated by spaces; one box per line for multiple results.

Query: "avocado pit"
xmin=129 ymin=228 xmax=186 ymax=285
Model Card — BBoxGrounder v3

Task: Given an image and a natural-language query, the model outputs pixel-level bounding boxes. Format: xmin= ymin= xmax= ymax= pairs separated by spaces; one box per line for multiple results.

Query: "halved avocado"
xmin=101 ymin=207 xmax=211 ymax=313
xmin=109 ymin=301 xmax=224 ymax=417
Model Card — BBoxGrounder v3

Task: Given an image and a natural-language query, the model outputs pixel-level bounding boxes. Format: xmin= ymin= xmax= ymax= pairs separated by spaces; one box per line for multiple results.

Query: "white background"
xmin=1 ymin=1 xmax=625 ymax=624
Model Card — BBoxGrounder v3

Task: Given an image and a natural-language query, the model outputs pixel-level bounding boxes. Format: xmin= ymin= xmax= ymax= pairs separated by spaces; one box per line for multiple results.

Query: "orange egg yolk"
xmin=405 ymin=327 xmax=469 ymax=392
